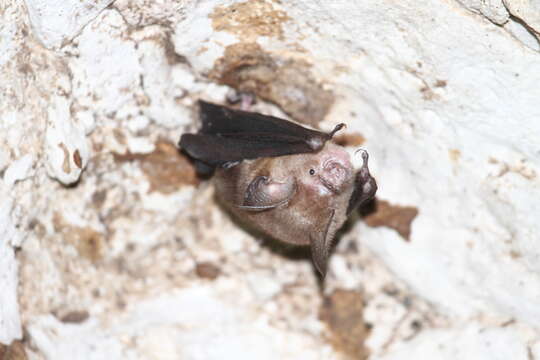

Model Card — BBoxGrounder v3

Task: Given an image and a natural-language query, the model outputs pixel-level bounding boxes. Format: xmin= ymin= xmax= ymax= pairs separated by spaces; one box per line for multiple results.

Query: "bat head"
xmin=300 ymin=143 xmax=354 ymax=196
xmin=214 ymin=140 xmax=377 ymax=277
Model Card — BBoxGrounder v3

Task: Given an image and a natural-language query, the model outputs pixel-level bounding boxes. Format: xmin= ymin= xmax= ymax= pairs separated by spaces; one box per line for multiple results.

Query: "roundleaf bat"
xmin=180 ymin=100 xmax=377 ymax=276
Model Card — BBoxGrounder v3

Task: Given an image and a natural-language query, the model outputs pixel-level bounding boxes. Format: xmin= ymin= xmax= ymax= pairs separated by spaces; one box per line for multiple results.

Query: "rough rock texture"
xmin=2 ymin=0 xmax=540 ymax=359
xmin=0 ymin=191 xmax=22 ymax=344
xmin=456 ymin=0 xmax=510 ymax=24
xmin=25 ymin=0 xmax=115 ymax=49
xmin=503 ymin=0 xmax=540 ymax=35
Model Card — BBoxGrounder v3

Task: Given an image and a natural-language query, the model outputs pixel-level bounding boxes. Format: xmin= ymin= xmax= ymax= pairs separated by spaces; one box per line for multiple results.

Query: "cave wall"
xmin=1 ymin=0 xmax=540 ymax=358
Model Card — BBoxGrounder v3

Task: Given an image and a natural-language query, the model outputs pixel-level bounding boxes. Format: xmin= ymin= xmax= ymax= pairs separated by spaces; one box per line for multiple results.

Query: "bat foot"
xmin=222 ymin=161 xmax=241 ymax=169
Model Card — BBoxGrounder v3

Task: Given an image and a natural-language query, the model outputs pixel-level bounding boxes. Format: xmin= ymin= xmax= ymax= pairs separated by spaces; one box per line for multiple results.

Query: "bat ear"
xmin=347 ymin=150 xmax=377 ymax=214
xmin=310 ymin=209 xmax=336 ymax=277
xmin=236 ymin=176 xmax=296 ymax=211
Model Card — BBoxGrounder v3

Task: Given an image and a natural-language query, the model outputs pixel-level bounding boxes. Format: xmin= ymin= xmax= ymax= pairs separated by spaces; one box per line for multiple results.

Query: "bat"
xmin=179 ymin=100 xmax=377 ymax=276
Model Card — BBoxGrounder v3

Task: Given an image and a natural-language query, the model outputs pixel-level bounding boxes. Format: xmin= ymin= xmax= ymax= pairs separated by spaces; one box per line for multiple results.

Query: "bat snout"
xmin=319 ymin=160 xmax=351 ymax=193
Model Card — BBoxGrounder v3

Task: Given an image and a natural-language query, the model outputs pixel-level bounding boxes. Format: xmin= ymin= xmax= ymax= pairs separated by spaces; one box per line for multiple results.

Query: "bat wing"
xmin=310 ymin=209 xmax=336 ymax=277
xmin=179 ymin=101 xmax=344 ymax=167
xmin=347 ymin=150 xmax=377 ymax=214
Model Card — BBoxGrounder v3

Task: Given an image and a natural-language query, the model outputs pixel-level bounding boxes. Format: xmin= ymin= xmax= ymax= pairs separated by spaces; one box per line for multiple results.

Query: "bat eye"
xmin=309 ymin=169 xmax=316 ymax=176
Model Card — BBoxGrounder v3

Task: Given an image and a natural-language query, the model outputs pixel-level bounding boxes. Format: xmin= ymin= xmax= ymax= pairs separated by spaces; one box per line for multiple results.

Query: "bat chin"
xmin=318 ymin=180 xmax=339 ymax=195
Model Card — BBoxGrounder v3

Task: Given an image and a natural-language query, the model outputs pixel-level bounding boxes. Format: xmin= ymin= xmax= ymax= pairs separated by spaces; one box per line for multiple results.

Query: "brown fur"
xmin=214 ymin=143 xmax=355 ymax=275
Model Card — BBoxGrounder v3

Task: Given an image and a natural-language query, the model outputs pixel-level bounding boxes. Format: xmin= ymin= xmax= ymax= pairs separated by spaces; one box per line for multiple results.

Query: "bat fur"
xmin=180 ymin=101 xmax=377 ymax=276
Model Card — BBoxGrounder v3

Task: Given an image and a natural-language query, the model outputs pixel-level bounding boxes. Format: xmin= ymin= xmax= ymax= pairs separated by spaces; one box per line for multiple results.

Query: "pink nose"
xmin=320 ymin=160 xmax=350 ymax=193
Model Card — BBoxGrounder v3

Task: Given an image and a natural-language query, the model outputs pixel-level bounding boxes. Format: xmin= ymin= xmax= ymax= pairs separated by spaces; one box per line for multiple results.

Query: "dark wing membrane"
xmin=198 ymin=100 xmax=327 ymax=142
xmin=180 ymin=133 xmax=326 ymax=166
xmin=179 ymin=101 xmax=333 ymax=166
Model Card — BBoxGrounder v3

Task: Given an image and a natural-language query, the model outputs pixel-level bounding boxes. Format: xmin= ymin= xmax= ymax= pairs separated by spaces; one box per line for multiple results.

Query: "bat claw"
xmin=222 ymin=161 xmax=241 ymax=169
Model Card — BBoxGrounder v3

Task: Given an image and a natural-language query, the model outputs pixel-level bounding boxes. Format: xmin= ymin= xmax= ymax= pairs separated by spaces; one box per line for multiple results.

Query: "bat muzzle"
xmin=319 ymin=160 xmax=351 ymax=193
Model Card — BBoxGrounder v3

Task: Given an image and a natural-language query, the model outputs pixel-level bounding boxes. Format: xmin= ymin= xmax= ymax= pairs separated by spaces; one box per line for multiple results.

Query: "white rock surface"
xmin=24 ymin=0 xmax=114 ymax=49
xmin=504 ymin=16 xmax=540 ymax=50
xmin=27 ymin=286 xmax=332 ymax=360
xmin=456 ymin=0 xmax=509 ymax=24
xmin=3 ymin=154 xmax=34 ymax=187
xmin=2 ymin=0 xmax=540 ymax=359
xmin=312 ymin=0 xmax=540 ymax=326
xmin=504 ymin=0 xmax=540 ymax=34
xmin=376 ymin=323 xmax=535 ymax=360
xmin=45 ymin=95 xmax=89 ymax=185
xmin=0 ymin=186 xmax=23 ymax=344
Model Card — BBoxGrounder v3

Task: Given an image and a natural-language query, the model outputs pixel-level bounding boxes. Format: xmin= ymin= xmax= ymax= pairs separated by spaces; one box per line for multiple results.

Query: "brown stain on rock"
xmin=113 ymin=128 xmax=127 ymax=146
xmin=58 ymin=310 xmax=90 ymax=323
xmin=92 ymin=189 xmax=107 ymax=209
xmin=448 ymin=148 xmax=461 ymax=163
xmin=435 ymin=79 xmax=447 ymax=88
xmin=319 ymin=289 xmax=369 ymax=360
xmin=364 ymin=200 xmax=419 ymax=241
xmin=488 ymin=157 xmax=537 ymax=180
xmin=420 ymin=79 xmax=446 ymax=101
xmin=71 ymin=227 xmax=104 ymax=263
xmin=210 ymin=0 xmax=291 ymax=40
xmin=333 ymin=132 xmax=365 ymax=147
xmin=136 ymin=29 xmax=188 ymax=66
xmin=0 ymin=341 xmax=28 ymax=360
xmin=113 ymin=142 xmax=198 ymax=194
xmin=58 ymin=142 xmax=71 ymax=174
xmin=73 ymin=149 xmax=83 ymax=169
xmin=163 ymin=34 xmax=188 ymax=65
xmin=420 ymin=85 xmax=438 ymax=101
xmin=195 ymin=262 xmax=221 ymax=280
xmin=53 ymin=212 xmax=104 ymax=263
xmin=210 ymin=42 xmax=334 ymax=127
